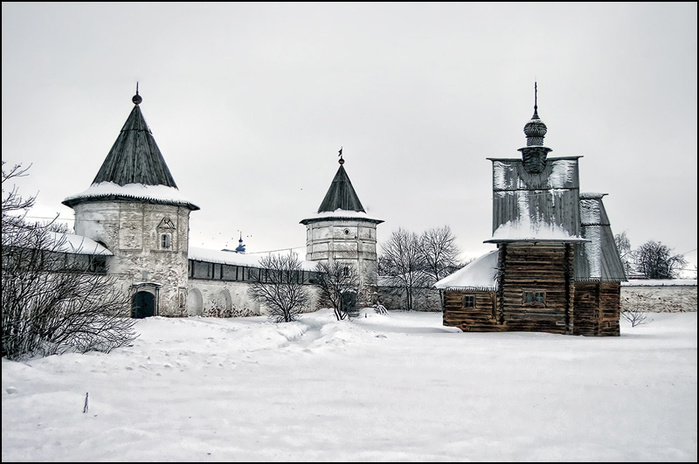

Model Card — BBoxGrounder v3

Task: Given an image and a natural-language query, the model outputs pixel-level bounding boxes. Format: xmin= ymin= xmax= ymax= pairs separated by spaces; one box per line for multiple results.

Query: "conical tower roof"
xmin=317 ymin=161 xmax=366 ymax=213
xmin=91 ymin=91 xmax=177 ymax=187
xmin=63 ymin=89 xmax=198 ymax=211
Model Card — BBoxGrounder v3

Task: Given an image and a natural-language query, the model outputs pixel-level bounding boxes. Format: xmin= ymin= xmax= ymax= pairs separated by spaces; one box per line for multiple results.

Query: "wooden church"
xmin=435 ymin=86 xmax=627 ymax=336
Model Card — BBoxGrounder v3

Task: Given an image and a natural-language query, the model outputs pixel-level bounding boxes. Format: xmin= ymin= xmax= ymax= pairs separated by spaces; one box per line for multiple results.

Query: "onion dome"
xmin=518 ymin=83 xmax=551 ymax=174
xmin=523 ymin=83 xmax=547 ymax=146
xmin=523 ymin=108 xmax=547 ymax=146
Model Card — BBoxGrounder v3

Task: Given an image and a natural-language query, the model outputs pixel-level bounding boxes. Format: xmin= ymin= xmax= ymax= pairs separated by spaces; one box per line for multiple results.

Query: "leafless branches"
xmin=315 ymin=260 xmax=360 ymax=321
xmin=379 ymin=226 xmax=462 ymax=310
xmin=248 ymin=252 xmax=311 ymax=323
xmin=634 ymin=241 xmax=687 ymax=280
xmin=2 ymin=162 xmax=136 ymax=360
xmin=621 ymin=293 xmax=653 ymax=327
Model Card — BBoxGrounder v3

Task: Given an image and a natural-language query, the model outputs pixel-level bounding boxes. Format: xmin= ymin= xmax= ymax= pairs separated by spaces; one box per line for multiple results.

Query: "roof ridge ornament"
xmin=519 ymin=82 xmax=551 ymax=173
xmin=132 ymin=82 xmax=142 ymax=105
xmin=523 ymin=82 xmax=547 ymax=146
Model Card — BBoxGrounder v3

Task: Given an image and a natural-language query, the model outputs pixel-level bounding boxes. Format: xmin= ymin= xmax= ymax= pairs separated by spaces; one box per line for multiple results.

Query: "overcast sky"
xmin=2 ymin=2 xmax=697 ymax=270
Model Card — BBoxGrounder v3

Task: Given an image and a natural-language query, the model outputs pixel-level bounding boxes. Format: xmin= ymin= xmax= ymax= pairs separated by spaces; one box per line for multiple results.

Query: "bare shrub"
xmin=315 ymin=261 xmax=360 ymax=321
xmin=621 ymin=293 xmax=654 ymax=328
xmin=248 ymin=252 xmax=311 ymax=323
xmin=2 ymin=162 xmax=137 ymax=360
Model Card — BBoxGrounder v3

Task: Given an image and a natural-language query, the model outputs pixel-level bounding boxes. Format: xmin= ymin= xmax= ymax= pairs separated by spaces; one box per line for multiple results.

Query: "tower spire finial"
xmin=338 ymin=146 xmax=344 ymax=165
xmin=132 ymin=82 xmax=142 ymax=105
xmin=533 ymin=81 xmax=538 ymax=118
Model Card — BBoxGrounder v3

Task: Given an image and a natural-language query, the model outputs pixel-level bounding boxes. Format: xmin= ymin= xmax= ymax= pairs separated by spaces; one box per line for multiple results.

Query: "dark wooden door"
xmin=132 ymin=291 xmax=155 ymax=318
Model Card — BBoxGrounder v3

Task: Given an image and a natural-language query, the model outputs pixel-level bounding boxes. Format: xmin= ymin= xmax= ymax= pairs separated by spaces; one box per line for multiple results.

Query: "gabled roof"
xmin=434 ymin=249 xmax=499 ymax=291
xmin=317 ymin=163 xmax=365 ymax=213
xmin=91 ymin=97 xmax=177 ymax=188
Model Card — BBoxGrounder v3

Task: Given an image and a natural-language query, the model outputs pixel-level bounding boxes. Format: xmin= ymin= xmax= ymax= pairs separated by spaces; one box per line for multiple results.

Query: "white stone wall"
xmin=187 ymin=279 xmax=322 ymax=317
xmin=73 ymin=200 xmax=193 ymax=316
xmin=377 ymin=286 xmax=443 ymax=312
xmin=621 ymin=284 xmax=697 ymax=313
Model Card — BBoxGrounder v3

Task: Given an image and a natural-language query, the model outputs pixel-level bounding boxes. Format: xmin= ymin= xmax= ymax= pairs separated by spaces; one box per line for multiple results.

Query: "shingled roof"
xmin=63 ymin=91 xmax=199 ymax=211
xmin=91 ymin=92 xmax=177 ymax=188
xmin=317 ymin=162 xmax=365 ymax=213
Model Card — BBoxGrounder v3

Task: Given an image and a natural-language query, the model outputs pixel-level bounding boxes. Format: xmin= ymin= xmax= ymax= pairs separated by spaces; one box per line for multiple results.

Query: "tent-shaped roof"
xmin=91 ymin=96 xmax=177 ymax=188
xmin=63 ymin=92 xmax=199 ymax=211
xmin=317 ymin=163 xmax=365 ymax=213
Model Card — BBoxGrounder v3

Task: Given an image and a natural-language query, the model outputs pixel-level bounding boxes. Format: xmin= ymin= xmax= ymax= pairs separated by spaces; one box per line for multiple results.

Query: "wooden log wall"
xmin=598 ymin=282 xmax=621 ymax=336
xmin=573 ymin=282 xmax=600 ymax=335
xmin=441 ymin=244 xmax=620 ymax=336
xmin=442 ymin=290 xmax=500 ymax=332
xmin=573 ymin=282 xmax=621 ymax=336
xmin=498 ymin=242 xmax=574 ymax=335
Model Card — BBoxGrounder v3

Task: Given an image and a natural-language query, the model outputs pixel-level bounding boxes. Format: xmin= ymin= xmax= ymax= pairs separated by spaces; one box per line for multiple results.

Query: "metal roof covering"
xmin=487 ymin=157 xmax=583 ymax=242
xmin=574 ymin=193 xmax=627 ymax=282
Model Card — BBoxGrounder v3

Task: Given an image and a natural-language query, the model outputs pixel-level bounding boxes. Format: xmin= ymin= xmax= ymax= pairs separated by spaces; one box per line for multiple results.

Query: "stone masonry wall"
xmin=621 ymin=282 xmax=697 ymax=313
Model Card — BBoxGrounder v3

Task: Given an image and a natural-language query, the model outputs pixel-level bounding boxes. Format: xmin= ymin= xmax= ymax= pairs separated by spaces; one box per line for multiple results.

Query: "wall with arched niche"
xmin=187 ymin=280 xmax=321 ymax=318
xmin=187 ymin=287 xmax=204 ymax=316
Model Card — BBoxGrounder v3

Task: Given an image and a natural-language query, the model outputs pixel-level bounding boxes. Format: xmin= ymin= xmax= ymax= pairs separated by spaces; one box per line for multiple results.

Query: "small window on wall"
xmin=161 ymin=233 xmax=171 ymax=249
xmin=523 ymin=291 xmax=546 ymax=306
xmin=463 ymin=295 xmax=475 ymax=308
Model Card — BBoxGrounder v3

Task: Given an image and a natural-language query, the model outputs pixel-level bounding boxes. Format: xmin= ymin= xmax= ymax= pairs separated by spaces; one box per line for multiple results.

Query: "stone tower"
xmin=300 ymin=152 xmax=383 ymax=305
xmin=63 ymin=89 xmax=199 ymax=318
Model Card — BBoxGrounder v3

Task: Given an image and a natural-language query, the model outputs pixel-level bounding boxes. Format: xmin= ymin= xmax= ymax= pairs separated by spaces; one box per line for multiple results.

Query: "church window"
xmin=157 ymin=217 xmax=176 ymax=250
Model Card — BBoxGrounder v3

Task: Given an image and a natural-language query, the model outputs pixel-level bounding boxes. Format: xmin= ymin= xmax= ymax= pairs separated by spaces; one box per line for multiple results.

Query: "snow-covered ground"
xmin=2 ymin=309 xmax=697 ymax=462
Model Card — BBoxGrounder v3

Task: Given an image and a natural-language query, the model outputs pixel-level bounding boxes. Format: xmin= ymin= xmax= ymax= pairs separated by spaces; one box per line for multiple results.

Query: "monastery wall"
xmin=621 ymin=281 xmax=697 ymax=313
xmin=187 ymin=278 xmax=322 ymax=318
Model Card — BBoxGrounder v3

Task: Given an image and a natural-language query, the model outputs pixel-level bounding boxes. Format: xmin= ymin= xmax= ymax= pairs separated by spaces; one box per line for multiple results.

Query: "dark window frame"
xmin=523 ymin=290 xmax=546 ymax=306
xmin=463 ymin=294 xmax=475 ymax=308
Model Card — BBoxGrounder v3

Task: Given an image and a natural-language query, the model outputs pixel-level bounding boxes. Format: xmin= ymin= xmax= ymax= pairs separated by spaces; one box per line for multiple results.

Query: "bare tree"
xmin=419 ymin=225 xmax=461 ymax=283
xmin=379 ymin=228 xmax=431 ymax=311
xmin=248 ymin=252 xmax=311 ymax=323
xmin=614 ymin=231 xmax=634 ymax=277
xmin=634 ymin=240 xmax=687 ymax=279
xmin=621 ymin=293 xmax=653 ymax=327
xmin=2 ymin=162 xmax=136 ymax=360
xmin=315 ymin=261 xmax=360 ymax=321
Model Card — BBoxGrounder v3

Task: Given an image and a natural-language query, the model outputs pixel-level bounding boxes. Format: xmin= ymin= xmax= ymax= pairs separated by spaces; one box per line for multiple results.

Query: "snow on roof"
xmin=434 ymin=249 xmax=499 ymax=291
xmin=47 ymin=232 xmax=113 ymax=256
xmin=188 ymin=246 xmax=318 ymax=271
xmin=300 ymin=209 xmax=383 ymax=224
xmin=488 ymin=179 xmax=587 ymax=243
xmin=621 ymin=279 xmax=697 ymax=287
xmin=63 ymin=182 xmax=199 ymax=210
xmin=488 ymin=218 xmax=588 ymax=243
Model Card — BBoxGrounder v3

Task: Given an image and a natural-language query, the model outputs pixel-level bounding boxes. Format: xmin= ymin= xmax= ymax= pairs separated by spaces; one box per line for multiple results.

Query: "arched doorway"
xmin=132 ymin=291 xmax=155 ymax=318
